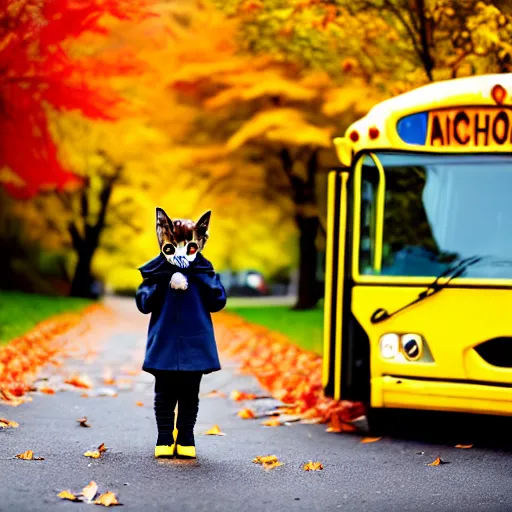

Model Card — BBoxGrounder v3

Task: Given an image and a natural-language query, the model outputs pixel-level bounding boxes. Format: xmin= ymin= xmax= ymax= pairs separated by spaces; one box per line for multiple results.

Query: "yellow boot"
xmin=154 ymin=428 xmax=177 ymax=458
xmin=176 ymin=429 xmax=196 ymax=459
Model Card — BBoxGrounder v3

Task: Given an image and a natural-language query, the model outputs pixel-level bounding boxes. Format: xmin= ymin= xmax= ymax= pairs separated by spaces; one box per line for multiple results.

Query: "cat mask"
xmin=156 ymin=207 xmax=210 ymax=269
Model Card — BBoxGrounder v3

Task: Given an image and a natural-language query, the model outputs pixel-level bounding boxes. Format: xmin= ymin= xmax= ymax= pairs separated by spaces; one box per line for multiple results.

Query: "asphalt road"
xmin=1 ymin=298 xmax=511 ymax=512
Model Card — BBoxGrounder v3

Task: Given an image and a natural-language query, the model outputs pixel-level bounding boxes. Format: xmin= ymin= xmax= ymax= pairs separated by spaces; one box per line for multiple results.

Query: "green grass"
xmin=0 ymin=291 xmax=93 ymax=344
xmin=226 ymin=304 xmax=324 ymax=355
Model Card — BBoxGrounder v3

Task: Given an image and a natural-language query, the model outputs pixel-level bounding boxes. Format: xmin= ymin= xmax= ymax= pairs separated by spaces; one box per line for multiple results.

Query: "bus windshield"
xmin=359 ymin=152 xmax=512 ymax=280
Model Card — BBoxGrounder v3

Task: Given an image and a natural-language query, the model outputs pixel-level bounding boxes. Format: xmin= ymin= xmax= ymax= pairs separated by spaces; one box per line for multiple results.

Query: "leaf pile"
xmin=215 ymin=313 xmax=365 ymax=430
xmin=0 ymin=305 xmax=104 ymax=405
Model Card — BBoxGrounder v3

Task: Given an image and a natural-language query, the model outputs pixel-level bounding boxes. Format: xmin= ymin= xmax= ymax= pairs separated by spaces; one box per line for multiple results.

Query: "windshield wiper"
xmin=370 ymin=255 xmax=483 ymax=324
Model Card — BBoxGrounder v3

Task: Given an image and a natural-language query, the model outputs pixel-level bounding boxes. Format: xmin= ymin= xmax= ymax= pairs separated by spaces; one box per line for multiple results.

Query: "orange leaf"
xmin=57 ymin=490 xmax=81 ymax=502
xmin=103 ymin=367 xmax=116 ymax=385
xmin=361 ymin=437 xmax=382 ymax=444
xmin=455 ymin=444 xmax=473 ymax=449
xmin=98 ymin=443 xmax=107 ymax=454
xmin=80 ymin=481 xmax=99 ymax=502
xmin=40 ymin=387 xmax=56 ymax=395
xmin=261 ymin=418 xmax=281 ymax=427
xmin=231 ymin=390 xmax=257 ymax=401
xmin=427 ymin=457 xmax=449 ymax=466
xmin=95 ymin=491 xmax=121 ymax=507
xmin=77 ymin=417 xmax=91 ymax=428
xmin=303 ymin=461 xmax=324 ymax=471
xmin=65 ymin=374 xmax=93 ymax=389
xmin=15 ymin=450 xmax=44 ymax=460
xmin=136 ymin=401 xmax=144 ymax=407
xmin=0 ymin=418 xmax=19 ymax=428
xmin=237 ymin=408 xmax=256 ymax=419
xmin=203 ymin=425 xmax=226 ymax=436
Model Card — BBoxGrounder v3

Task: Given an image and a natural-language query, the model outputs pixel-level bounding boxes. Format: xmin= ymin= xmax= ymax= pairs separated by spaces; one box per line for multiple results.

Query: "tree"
xmin=156 ymin=2 xmax=381 ymax=308
xmin=0 ymin=0 xmax=151 ymax=198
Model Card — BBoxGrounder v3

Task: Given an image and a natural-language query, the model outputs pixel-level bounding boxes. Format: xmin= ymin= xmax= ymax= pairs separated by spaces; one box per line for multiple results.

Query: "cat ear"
xmin=156 ymin=207 xmax=174 ymax=248
xmin=195 ymin=210 xmax=211 ymax=236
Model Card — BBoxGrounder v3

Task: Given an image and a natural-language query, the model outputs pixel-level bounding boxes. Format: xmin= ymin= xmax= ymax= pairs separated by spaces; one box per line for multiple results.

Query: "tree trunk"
xmin=293 ymin=213 xmax=320 ymax=310
xmin=69 ymin=246 xmax=95 ymax=298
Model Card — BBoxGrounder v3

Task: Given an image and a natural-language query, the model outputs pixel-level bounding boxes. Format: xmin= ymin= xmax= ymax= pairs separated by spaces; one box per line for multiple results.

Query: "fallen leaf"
xmin=303 ymin=461 xmax=324 ymax=471
xmin=95 ymin=491 xmax=121 ymax=507
xmin=203 ymin=425 xmax=226 ymax=436
xmin=203 ymin=390 xmax=227 ymax=398
xmin=252 ymin=455 xmax=279 ymax=465
xmin=263 ymin=460 xmax=283 ymax=471
xmin=57 ymin=490 xmax=82 ymax=502
xmin=231 ymin=390 xmax=257 ymax=401
xmin=361 ymin=437 xmax=382 ymax=444
xmin=455 ymin=444 xmax=473 ymax=449
xmin=77 ymin=417 xmax=91 ymax=428
xmin=135 ymin=401 xmax=144 ymax=407
xmin=81 ymin=393 xmax=89 ymax=398
xmin=80 ymin=481 xmax=99 ymax=502
xmin=427 ymin=457 xmax=449 ymax=466
xmin=39 ymin=387 xmax=56 ymax=395
xmin=84 ymin=450 xmax=101 ymax=459
xmin=0 ymin=417 xmax=19 ymax=428
xmin=65 ymin=375 xmax=93 ymax=389
xmin=237 ymin=408 xmax=256 ymax=419
xmin=261 ymin=418 xmax=281 ymax=427
xmin=15 ymin=450 xmax=44 ymax=460
xmin=98 ymin=443 xmax=107 ymax=454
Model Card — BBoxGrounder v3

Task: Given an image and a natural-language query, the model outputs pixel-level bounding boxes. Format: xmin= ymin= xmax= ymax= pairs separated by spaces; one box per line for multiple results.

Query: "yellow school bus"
xmin=323 ymin=74 xmax=512 ymax=428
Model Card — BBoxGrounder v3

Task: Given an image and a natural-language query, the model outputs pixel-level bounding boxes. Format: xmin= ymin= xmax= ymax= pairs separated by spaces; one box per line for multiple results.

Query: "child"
xmin=135 ymin=207 xmax=226 ymax=459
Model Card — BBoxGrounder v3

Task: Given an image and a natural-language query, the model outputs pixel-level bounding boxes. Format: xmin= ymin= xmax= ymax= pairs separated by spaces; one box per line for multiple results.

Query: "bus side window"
xmin=360 ymin=164 xmax=382 ymax=275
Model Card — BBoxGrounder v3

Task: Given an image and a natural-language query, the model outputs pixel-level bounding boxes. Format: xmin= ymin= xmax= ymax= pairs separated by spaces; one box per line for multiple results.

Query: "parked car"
xmin=219 ymin=270 xmax=269 ymax=297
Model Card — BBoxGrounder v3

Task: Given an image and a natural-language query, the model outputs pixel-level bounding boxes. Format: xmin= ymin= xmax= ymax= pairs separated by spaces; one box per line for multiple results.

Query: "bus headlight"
xmin=379 ymin=333 xmax=399 ymax=359
xmin=400 ymin=334 xmax=423 ymax=361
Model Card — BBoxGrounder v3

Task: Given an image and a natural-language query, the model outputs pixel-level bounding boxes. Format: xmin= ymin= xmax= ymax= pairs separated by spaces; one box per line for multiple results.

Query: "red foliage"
xmin=215 ymin=313 xmax=365 ymax=429
xmin=0 ymin=0 xmax=152 ymax=198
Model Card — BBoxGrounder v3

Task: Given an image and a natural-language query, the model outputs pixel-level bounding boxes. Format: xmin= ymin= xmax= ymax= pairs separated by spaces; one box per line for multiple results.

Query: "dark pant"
xmin=154 ymin=371 xmax=202 ymax=446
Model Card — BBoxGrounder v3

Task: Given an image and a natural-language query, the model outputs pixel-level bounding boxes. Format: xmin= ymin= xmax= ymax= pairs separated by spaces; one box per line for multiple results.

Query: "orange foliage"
xmin=216 ymin=313 xmax=365 ymax=429
xmin=0 ymin=305 xmax=103 ymax=404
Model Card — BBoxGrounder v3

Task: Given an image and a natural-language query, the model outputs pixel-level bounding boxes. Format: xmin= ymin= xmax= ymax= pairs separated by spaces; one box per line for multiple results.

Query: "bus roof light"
xmin=369 ymin=126 xmax=380 ymax=139
xmin=491 ymin=84 xmax=507 ymax=105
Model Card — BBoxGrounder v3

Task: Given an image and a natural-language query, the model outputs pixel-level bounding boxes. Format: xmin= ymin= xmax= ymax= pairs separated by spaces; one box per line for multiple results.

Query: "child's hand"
xmin=170 ymin=272 xmax=188 ymax=290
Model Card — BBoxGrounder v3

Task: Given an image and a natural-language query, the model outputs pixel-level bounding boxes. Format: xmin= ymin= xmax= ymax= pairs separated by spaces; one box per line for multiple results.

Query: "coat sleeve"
xmin=135 ymin=278 xmax=166 ymax=314
xmin=194 ymin=271 xmax=227 ymax=313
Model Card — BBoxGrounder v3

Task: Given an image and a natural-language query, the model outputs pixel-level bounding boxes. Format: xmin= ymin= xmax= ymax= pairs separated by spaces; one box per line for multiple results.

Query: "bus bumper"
xmin=372 ymin=375 xmax=512 ymax=416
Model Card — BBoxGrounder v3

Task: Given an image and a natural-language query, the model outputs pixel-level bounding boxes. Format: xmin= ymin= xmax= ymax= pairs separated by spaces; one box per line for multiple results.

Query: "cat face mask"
xmin=156 ymin=207 xmax=210 ymax=269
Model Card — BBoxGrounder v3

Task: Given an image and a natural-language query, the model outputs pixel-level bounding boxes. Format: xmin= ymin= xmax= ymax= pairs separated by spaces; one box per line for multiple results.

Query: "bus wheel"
xmin=365 ymin=408 xmax=390 ymax=436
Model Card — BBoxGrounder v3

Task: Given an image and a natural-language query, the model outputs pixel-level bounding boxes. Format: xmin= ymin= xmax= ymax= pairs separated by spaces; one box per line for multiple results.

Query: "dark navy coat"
xmin=135 ymin=253 xmax=226 ymax=374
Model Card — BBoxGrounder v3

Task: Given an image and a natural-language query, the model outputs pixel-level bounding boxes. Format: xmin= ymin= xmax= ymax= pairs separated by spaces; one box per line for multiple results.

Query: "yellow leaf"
xmin=263 ymin=461 xmax=283 ymax=471
xmin=203 ymin=425 xmax=226 ymax=436
xmin=80 ymin=481 xmax=99 ymax=502
xmin=83 ymin=450 xmax=101 ymax=459
xmin=57 ymin=490 xmax=81 ymax=502
xmin=136 ymin=401 xmax=144 ymax=407
xmin=15 ymin=450 xmax=44 ymax=460
xmin=0 ymin=418 xmax=19 ymax=428
xmin=361 ymin=437 xmax=381 ymax=444
xmin=95 ymin=491 xmax=121 ymax=507
xmin=303 ymin=461 xmax=324 ymax=471
xmin=230 ymin=390 xmax=257 ymax=401
xmin=252 ymin=455 xmax=278 ymax=465
xmin=237 ymin=408 xmax=256 ymax=419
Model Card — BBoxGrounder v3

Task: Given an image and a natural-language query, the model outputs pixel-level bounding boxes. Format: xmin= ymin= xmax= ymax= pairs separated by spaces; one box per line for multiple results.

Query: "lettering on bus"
xmin=427 ymin=108 xmax=512 ymax=148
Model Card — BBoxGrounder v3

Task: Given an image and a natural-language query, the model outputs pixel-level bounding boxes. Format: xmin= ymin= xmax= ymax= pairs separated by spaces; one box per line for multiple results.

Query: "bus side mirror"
xmin=333 ymin=137 xmax=352 ymax=167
